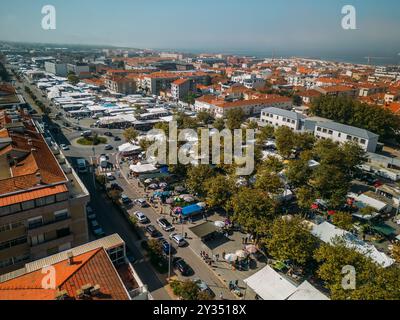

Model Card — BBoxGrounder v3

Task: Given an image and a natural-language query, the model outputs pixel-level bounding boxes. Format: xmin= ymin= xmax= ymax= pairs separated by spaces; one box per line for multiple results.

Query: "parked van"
xmin=77 ymin=158 xmax=87 ymax=173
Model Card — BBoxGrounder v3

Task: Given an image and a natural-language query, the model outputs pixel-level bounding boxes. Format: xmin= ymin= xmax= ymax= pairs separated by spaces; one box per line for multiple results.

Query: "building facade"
xmin=0 ymin=110 xmax=89 ymax=274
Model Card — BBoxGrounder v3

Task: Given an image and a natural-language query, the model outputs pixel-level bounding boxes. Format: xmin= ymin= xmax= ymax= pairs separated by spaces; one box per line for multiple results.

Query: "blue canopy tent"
xmin=182 ymin=204 xmax=204 ymax=217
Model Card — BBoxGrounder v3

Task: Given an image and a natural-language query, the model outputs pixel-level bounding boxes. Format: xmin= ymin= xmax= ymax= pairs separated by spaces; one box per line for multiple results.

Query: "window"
xmin=56 ymin=227 xmax=70 ymax=238
xmin=21 ymin=200 xmax=35 ymax=211
xmin=353 ymin=137 xmax=359 ymax=142
xmin=45 ymin=195 xmax=55 ymax=205
xmin=54 ymin=209 xmax=69 ymax=222
xmin=346 ymin=135 xmax=352 ymax=140
xmin=35 ymin=197 xmax=46 ymax=207
xmin=360 ymin=139 xmax=366 ymax=145
xmin=328 ymin=130 xmax=333 ymax=135
xmin=322 ymin=129 xmax=327 ymax=133
xmin=338 ymin=133 xmax=341 ymax=138
xmin=0 ymin=258 xmax=13 ymax=269
xmin=30 ymin=234 xmax=45 ymax=246
xmin=317 ymin=127 xmax=321 ymax=132
xmin=56 ymin=193 xmax=68 ymax=202
xmin=0 ymin=237 xmax=27 ymax=251
xmin=28 ymin=216 xmax=43 ymax=230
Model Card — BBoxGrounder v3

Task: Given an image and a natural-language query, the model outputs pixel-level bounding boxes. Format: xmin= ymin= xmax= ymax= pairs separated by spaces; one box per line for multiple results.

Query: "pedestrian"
xmin=184 ymin=232 xmax=188 ymax=239
xmin=244 ymin=237 xmax=248 ymax=244
xmin=222 ymin=251 xmax=226 ymax=260
xmin=216 ymin=254 xmax=219 ymax=261
xmin=219 ymin=292 xmax=224 ymax=300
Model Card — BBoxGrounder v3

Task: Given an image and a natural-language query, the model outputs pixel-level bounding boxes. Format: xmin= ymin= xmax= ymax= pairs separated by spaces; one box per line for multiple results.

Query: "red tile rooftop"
xmin=0 ymin=248 xmax=130 ymax=300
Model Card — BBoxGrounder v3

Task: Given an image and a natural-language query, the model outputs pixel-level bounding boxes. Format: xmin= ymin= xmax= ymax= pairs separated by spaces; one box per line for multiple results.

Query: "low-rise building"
xmin=0 ymin=234 xmax=150 ymax=300
xmin=171 ymin=78 xmax=195 ymax=101
xmin=260 ymin=107 xmax=306 ymax=131
xmin=44 ymin=62 xmax=68 ymax=77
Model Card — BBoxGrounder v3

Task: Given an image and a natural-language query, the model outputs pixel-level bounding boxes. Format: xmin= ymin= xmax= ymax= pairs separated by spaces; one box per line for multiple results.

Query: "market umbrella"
xmin=235 ymin=250 xmax=249 ymax=259
xmin=174 ymin=196 xmax=183 ymax=202
xmin=214 ymin=221 xmax=225 ymax=228
xmin=159 ymin=182 xmax=168 ymax=188
xmin=183 ymin=196 xmax=195 ymax=203
xmin=166 ymin=198 xmax=174 ymax=204
xmin=144 ymin=178 xmax=153 ymax=184
xmin=175 ymin=186 xmax=185 ymax=192
xmin=224 ymin=253 xmax=238 ymax=263
xmin=245 ymin=244 xmax=258 ymax=254
xmin=197 ymin=202 xmax=207 ymax=208
xmin=149 ymin=183 xmax=159 ymax=189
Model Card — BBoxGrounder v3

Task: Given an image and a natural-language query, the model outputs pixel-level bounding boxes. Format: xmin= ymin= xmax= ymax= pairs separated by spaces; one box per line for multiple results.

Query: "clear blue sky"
xmin=1 ymin=0 xmax=399 ymax=58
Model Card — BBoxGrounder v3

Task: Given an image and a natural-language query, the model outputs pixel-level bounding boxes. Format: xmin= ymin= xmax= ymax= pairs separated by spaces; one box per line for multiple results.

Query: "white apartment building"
xmin=313 ymin=121 xmax=379 ymax=152
xmin=260 ymin=107 xmax=306 ymax=131
xmin=259 ymin=108 xmax=379 ymax=152
xmin=44 ymin=62 xmax=68 ymax=77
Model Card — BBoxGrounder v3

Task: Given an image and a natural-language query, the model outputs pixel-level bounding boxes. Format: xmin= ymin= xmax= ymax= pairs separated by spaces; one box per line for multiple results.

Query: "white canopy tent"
xmin=311 ymin=222 xmax=395 ymax=268
xmin=244 ymin=266 xmax=329 ymax=300
xmin=129 ymin=163 xmax=158 ymax=174
xmin=118 ymin=143 xmax=142 ymax=154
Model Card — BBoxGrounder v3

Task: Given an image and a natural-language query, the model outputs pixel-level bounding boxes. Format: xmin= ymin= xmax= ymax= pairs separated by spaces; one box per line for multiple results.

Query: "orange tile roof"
xmin=0 ymin=248 xmax=129 ymax=300
xmin=0 ymin=184 xmax=68 ymax=207
xmin=217 ymin=96 xmax=291 ymax=109
xmin=172 ymin=78 xmax=189 ymax=86
xmin=387 ymin=102 xmax=400 ymax=114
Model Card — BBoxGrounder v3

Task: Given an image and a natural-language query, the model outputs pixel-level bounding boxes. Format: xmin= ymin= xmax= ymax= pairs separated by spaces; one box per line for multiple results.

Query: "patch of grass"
xmin=77 ymin=136 xmax=107 ymax=146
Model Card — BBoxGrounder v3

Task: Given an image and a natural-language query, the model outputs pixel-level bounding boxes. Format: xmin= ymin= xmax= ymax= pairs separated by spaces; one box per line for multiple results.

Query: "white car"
xmin=134 ymin=211 xmax=148 ymax=223
xmin=106 ymin=173 xmax=115 ymax=181
xmin=169 ymin=233 xmax=187 ymax=247
xmin=60 ymin=144 xmax=69 ymax=151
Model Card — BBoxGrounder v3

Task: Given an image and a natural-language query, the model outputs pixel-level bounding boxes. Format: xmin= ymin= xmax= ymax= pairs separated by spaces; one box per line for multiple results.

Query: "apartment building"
xmin=171 ymin=78 xmax=195 ymax=101
xmin=44 ymin=62 xmax=68 ymax=77
xmin=312 ymin=121 xmax=379 ymax=152
xmin=259 ymin=108 xmax=379 ymax=152
xmin=314 ymin=85 xmax=358 ymax=98
xmin=104 ymin=75 xmax=137 ymax=95
xmin=260 ymin=107 xmax=306 ymax=131
xmin=67 ymin=63 xmax=90 ymax=78
xmin=0 ymin=234 xmax=150 ymax=300
xmin=0 ymin=110 xmax=89 ymax=274
xmin=140 ymin=71 xmax=210 ymax=95
xmin=196 ymin=96 xmax=293 ymax=118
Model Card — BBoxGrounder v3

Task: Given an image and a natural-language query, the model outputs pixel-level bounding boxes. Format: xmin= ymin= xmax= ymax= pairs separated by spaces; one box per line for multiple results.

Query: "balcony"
xmin=27 ymin=216 xmax=72 ymax=237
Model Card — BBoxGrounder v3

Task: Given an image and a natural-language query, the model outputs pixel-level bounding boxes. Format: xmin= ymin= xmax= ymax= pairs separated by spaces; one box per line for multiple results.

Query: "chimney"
xmin=67 ymin=251 xmax=74 ymax=265
xmin=35 ymin=172 xmax=42 ymax=185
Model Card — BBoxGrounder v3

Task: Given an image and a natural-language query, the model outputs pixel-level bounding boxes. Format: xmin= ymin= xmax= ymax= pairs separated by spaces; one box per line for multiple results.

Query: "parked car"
xmin=173 ymin=257 xmax=192 ymax=276
xmin=169 ymin=233 xmax=187 ymax=247
xmin=73 ymin=126 xmax=82 ymax=131
xmin=159 ymin=238 xmax=171 ymax=255
xmin=145 ymin=225 xmax=161 ymax=238
xmin=93 ymin=227 xmax=106 ymax=238
xmin=110 ymin=183 xmax=123 ymax=191
xmin=157 ymin=218 xmax=174 ymax=232
xmin=104 ymin=144 xmax=113 ymax=151
xmin=60 ymin=144 xmax=69 ymax=151
xmin=86 ymin=206 xmax=96 ymax=220
xmin=135 ymin=198 xmax=148 ymax=208
xmin=194 ymin=279 xmax=215 ymax=298
xmin=134 ymin=211 xmax=149 ymax=224
xmin=114 ymin=136 xmax=121 ymax=141
xmin=121 ymin=194 xmax=132 ymax=205
xmin=106 ymin=173 xmax=115 ymax=181
xmin=104 ymin=132 xmax=113 ymax=137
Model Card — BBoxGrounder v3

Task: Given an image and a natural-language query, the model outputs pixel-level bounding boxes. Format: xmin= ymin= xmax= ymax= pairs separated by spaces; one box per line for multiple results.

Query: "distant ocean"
xmin=163 ymin=48 xmax=400 ymax=66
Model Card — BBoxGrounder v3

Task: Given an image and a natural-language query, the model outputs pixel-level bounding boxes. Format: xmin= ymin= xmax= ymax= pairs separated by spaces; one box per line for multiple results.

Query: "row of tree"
xmin=310 ymin=95 xmax=400 ymax=141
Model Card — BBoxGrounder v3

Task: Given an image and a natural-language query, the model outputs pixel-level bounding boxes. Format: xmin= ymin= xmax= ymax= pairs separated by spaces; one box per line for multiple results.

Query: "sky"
xmin=1 ymin=0 xmax=400 ymax=60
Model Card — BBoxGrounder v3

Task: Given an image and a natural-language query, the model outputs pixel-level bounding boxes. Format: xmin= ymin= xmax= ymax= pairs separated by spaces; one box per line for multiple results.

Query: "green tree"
xmin=170 ymin=280 xmax=204 ymax=300
xmin=275 ymin=126 xmax=296 ymax=158
xmin=247 ymin=120 xmax=259 ymax=130
xmin=196 ymin=111 xmax=214 ymax=126
xmin=186 ymin=165 xmax=215 ymax=195
xmin=331 ymin=211 xmax=353 ymax=230
xmin=67 ymin=71 xmax=79 ymax=85
xmin=256 ymin=125 xmax=274 ymax=144
xmin=213 ymin=118 xmax=225 ymax=131
xmin=254 ymin=169 xmax=284 ymax=195
xmin=296 ymin=186 xmax=316 ymax=211
xmin=292 ymin=94 xmax=303 ymax=106
xmin=230 ymin=188 xmax=276 ymax=236
xmin=314 ymin=240 xmax=400 ymax=300
xmin=264 ymin=216 xmax=318 ymax=266
xmin=204 ymin=174 xmax=235 ymax=211
xmin=226 ymin=108 xmax=245 ymax=130
xmin=123 ymin=127 xmax=139 ymax=142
